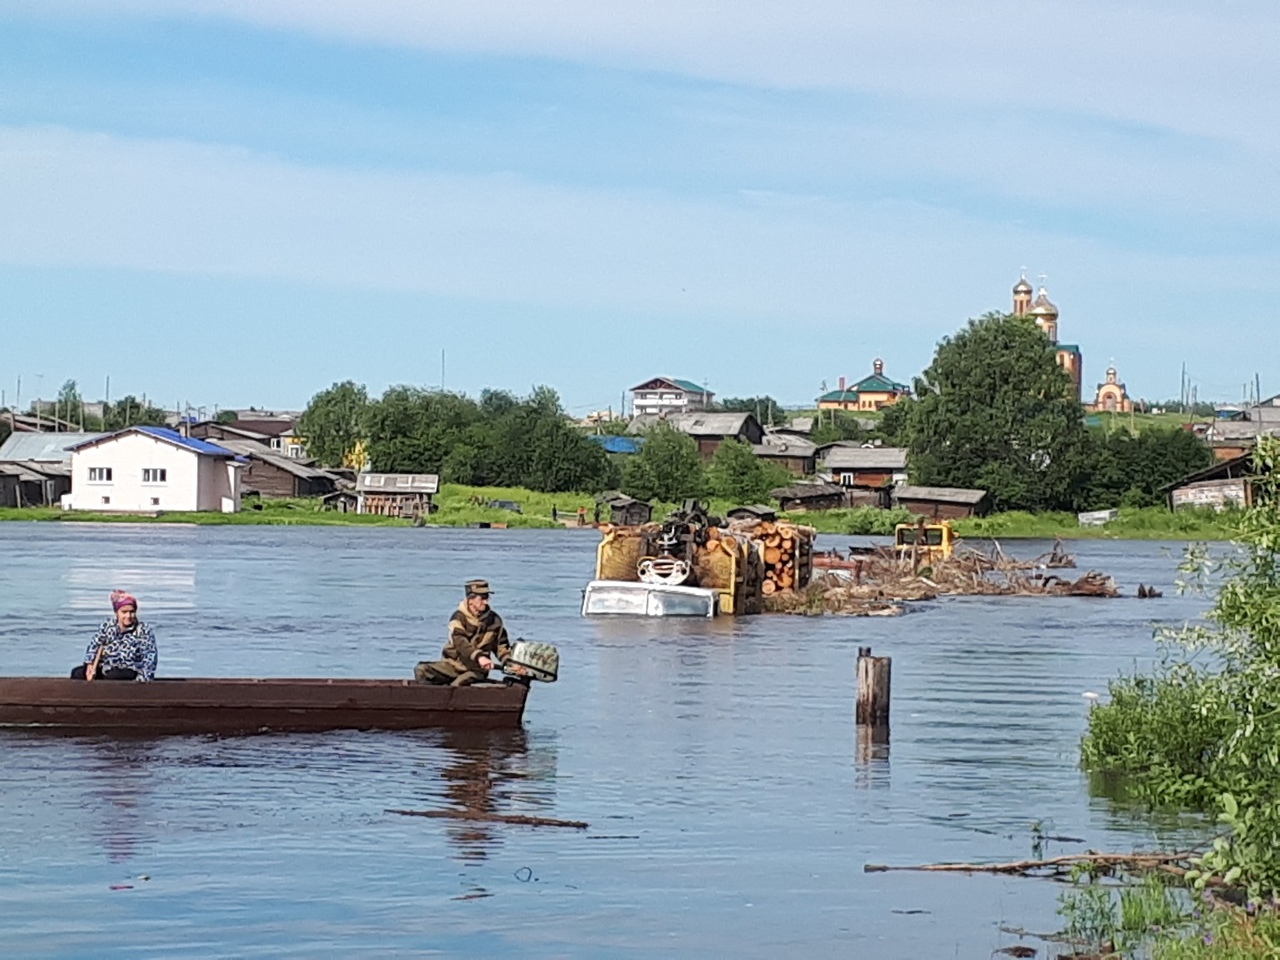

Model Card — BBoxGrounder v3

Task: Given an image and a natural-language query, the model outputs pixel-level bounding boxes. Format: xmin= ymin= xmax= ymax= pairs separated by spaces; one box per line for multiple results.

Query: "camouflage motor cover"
xmin=502 ymin=640 xmax=559 ymax=683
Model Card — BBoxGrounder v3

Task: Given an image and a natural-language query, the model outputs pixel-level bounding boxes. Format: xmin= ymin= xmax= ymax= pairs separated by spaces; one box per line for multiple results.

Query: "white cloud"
xmin=33 ymin=0 xmax=1280 ymax=151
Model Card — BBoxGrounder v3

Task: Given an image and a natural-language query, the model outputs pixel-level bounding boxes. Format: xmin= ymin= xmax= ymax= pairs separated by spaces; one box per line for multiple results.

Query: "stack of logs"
xmin=723 ymin=518 xmax=814 ymax=595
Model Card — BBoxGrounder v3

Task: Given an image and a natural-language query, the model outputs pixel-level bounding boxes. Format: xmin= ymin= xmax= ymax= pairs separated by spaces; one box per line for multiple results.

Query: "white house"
xmin=629 ymin=377 xmax=714 ymax=417
xmin=68 ymin=427 xmax=244 ymax=513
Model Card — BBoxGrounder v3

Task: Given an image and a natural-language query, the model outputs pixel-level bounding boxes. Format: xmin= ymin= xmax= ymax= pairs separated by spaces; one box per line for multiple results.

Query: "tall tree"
xmin=299 ymin=381 xmax=371 ymax=468
xmin=621 ymin=424 xmax=706 ymax=502
xmin=1084 ymin=426 xmax=1214 ymax=509
xmin=706 ymin=439 xmax=788 ymax=503
xmin=906 ymin=312 xmax=1093 ymax=512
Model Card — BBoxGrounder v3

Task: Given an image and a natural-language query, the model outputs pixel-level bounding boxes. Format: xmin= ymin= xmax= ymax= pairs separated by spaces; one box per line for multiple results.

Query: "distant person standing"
xmin=593 ymin=503 xmax=601 ymax=525
xmin=551 ymin=505 xmax=558 ymax=523
xmin=577 ymin=506 xmax=586 ymax=527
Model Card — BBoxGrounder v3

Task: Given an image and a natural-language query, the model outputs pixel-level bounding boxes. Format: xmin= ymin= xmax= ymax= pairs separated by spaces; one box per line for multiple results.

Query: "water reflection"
xmin=414 ymin=728 xmax=558 ymax=863
xmin=65 ymin=736 xmax=161 ymax=864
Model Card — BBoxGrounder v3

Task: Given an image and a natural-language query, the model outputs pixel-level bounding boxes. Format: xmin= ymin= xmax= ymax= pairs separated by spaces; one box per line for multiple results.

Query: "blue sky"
xmin=1 ymin=1 xmax=1277 ymax=416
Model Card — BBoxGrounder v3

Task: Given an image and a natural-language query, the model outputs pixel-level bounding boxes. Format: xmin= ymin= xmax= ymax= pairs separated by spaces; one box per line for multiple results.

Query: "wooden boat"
xmin=0 ymin=677 xmax=530 ymax=734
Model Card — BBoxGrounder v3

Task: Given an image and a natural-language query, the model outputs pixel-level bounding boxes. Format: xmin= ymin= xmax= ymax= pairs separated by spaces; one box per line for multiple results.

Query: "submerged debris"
xmin=792 ymin=541 xmax=1119 ymax=612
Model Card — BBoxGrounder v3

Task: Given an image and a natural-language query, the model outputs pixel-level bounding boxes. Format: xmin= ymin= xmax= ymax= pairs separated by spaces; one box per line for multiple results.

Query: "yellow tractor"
xmin=894 ymin=520 xmax=955 ymax=563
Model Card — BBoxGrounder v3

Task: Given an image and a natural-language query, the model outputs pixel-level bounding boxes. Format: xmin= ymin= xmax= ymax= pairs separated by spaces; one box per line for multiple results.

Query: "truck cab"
xmin=893 ymin=521 xmax=955 ymax=562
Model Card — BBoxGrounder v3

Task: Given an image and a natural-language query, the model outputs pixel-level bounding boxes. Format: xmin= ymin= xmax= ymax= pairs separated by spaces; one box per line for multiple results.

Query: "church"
xmin=1012 ymin=274 xmax=1083 ymax=403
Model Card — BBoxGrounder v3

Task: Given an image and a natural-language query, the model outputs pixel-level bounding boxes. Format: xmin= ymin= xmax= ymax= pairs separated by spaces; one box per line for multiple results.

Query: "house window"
xmin=270 ymin=438 xmax=282 ymax=450
xmin=142 ymin=468 xmax=168 ymax=483
xmin=101 ymin=496 xmax=110 ymax=505
xmin=150 ymin=497 xmax=160 ymax=506
xmin=88 ymin=467 xmax=113 ymax=482
xmin=287 ymin=446 xmax=302 ymax=459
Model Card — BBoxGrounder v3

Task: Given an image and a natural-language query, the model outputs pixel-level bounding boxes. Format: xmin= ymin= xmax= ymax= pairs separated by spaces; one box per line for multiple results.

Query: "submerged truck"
xmin=583 ymin=500 xmax=814 ymax=617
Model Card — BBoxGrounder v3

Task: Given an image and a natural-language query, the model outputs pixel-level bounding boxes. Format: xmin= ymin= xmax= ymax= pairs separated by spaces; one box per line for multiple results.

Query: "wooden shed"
xmin=771 ymin=481 xmax=847 ymax=513
xmin=356 ymin=473 xmax=439 ymax=517
xmin=891 ymin=484 xmax=990 ymax=519
xmin=819 ymin=446 xmax=908 ymax=489
xmin=599 ymin=493 xmax=653 ymax=526
xmin=1163 ymin=454 xmax=1257 ymax=511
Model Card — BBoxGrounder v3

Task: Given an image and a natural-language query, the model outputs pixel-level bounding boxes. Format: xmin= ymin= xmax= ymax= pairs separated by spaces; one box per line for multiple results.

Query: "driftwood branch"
xmin=387 ymin=808 xmax=588 ymax=829
xmin=865 ymin=850 xmax=1195 ymax=876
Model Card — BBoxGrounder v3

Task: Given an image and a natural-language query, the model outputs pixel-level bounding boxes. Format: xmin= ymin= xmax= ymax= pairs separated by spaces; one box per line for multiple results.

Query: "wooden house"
xmin=891 ymin=484 xmax=990 ymax=519
xmin=752 ymin=433 xmax=817 ymax=476
xmin=628 ymin=412 xmax=765 ymax=460
xmin=819 ymin=446 xmax=908 ymax=488
xmin=771 ymin=481 xmax=847 ymax=513
xmin=356 ymin=473 xmax=439 ymax=517
xmin=216 ymin=440 xmax=339 ymax=499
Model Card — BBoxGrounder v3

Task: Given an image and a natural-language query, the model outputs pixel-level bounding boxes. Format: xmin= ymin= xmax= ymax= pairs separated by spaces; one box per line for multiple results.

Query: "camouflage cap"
xmin=464 ymin=579 xmax=493 ymax=597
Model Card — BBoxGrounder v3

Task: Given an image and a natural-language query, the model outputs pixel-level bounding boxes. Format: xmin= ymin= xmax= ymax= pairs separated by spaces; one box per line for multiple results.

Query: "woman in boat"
xmin=71 ymin=590 xmax=158 ymax=682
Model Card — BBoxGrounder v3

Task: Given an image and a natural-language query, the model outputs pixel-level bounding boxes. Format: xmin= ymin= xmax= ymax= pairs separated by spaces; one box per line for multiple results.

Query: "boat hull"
xmin=0 ymin=677 xmax=529 ymax=734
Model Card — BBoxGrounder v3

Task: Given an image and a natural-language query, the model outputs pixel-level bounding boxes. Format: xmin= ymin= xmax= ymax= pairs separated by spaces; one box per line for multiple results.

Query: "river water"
xmin=0 ymin=525 xmax=1211 ymax=958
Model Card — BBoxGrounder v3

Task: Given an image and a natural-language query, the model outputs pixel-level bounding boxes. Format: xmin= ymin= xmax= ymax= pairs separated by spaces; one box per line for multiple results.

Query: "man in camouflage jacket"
xmin=415 ymin=580 xmax=512 ymax=686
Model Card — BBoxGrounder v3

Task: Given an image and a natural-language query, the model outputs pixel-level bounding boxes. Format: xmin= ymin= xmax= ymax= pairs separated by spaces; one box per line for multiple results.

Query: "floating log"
xmin=864 ymin=850 xmax=1196 ymax=878
xmin=387 ymin=808 xmax=588 ymax=829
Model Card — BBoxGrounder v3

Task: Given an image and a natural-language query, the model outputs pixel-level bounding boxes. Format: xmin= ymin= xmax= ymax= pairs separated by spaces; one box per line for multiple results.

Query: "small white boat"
xmin=581 ymin=580 xmax=719 ymax=618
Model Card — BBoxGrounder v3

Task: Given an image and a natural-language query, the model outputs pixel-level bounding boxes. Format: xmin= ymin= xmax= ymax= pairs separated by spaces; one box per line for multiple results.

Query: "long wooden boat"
xmin=0 ymin=677 xmax=530 ymax=734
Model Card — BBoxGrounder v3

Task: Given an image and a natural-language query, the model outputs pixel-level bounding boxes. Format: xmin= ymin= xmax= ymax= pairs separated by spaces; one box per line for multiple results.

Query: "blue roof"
xmin=587 ymin=434 xmax=644 ymax=454
xmin=70 ymin=426 xmax=238 ymax=458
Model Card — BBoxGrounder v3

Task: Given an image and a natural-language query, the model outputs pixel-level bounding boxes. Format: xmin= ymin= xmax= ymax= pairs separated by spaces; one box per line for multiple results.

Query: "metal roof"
xmin=820 ymin=447 xmax=908 ymax=470
xmin=753 ymin=434 xmax=817 ymax=457
xmin=627 ymin=412 xmax=759 ymax=437
xmin=629 ymin=376 xmax=712 ymax=396
xmin=215 ymin=440 xmax=333 ymax=479
xmin=771 ymin=481 xmax=845 ymax=500
xmin=0 ymin=432 xmax=106 ymax=463
xmin=356 ymin=473 xmax=439 ymax=494
xmin=586 ymin=434 xmax=644 ymax=454
xmin=892 ymin=485 xmax=988 ymax=505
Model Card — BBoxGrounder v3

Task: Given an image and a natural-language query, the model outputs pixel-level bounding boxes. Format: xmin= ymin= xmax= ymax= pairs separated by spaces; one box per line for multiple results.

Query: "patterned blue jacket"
xmin=84 ymin=620 xmax=158 ymax=681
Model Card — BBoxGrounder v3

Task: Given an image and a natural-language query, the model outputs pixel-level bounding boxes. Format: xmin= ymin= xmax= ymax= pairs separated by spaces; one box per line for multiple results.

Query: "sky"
xmin=1 ymin=1 xmax=1277 ymax=417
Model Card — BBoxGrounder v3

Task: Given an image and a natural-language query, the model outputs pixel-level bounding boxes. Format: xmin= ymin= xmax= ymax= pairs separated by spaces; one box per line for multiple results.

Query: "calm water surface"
xmin=0 ymin=525 xmax=1211 ymax=958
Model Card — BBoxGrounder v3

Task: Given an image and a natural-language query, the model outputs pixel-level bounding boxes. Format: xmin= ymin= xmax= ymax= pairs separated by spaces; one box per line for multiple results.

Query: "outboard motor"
xmin=502 ymin=640 xmax=559 ymax=683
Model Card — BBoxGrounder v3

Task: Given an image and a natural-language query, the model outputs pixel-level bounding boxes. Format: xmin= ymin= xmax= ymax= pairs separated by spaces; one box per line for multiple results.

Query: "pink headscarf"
xmin=110 ymin=590 xmax=138 ymax=612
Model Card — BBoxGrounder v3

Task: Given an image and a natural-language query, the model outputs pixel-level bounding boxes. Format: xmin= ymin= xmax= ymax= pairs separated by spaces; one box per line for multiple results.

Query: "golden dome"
xmin=1030 ymin=287 xmax=1059 ymax=317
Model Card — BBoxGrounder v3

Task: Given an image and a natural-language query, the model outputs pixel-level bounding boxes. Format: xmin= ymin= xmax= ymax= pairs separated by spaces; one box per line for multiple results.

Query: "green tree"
xmin=300 ymin=381 xmax=372 ymax=468
xmin=1082 ymin=438 xmax=1280 ymax=898
xmin=707 ymin=439 xmax=780 ymax=503
xmin=810 ymin=410 xmax=870 ymax=447
xmin=719 ymin=396 xmax=780 ymax=424
xmin=621 ymin=423 xmax=706 ymax=501
xmin=102 ymin=395 xmax=169 ymax=430
xmin=1083 ymin=425 xmax=1214 ymax=509
xmin=905 ymin=312 xmax=1093 ymax=512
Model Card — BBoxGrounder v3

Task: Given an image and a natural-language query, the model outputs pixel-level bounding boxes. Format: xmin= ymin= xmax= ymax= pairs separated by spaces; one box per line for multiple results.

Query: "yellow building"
xmin=1012 ymin=274 xmax=1082 ymax=403
xmin=1088 ymin=367 xmax=1133 ymax=414
xmin=815 ymin=360 xmax=911 ymax=412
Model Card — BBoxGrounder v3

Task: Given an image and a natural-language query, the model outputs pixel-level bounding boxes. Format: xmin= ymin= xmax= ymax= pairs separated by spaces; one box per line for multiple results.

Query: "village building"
xmin=1163 ymin=454 xmax=1257 ymax=511
xmin=586 ymin=434 xmax=644 ymax=455
xmin=818 ymin=446 xmax=909 ymax=489
xmin=629 ymin=377 xmax=714 ymax=417
xmin=1012 ymin=274 xmax=1083 ymax=403
xmin=1087 ymin=367 xmax=1134 ymax=414
xmin=596 ymin=492 xmax=653 ymax=526
xmin=0 ymin=431 xmax=104 ymax=507
xmin=815 ymin=360 xmax=911 ymax=412
xmin=214 ymin=439 xmax=340 ymax=499
xmin=223 ymin=413 xmax=306 ymax=459
xmin=627 ymin=412 xmax=765 ymax=460
xmin=771 ymin=480 xmax=848 ymax=513
xmin=1199 ymin=420 xmax=1279 ymax=462
xmin=752 ymin=433 xmax=817 ymax=476
xmin=1 ymin=410 xmax=79 ymax=433
xmin=356 ymin=472 xmax=439 ymax=517
xmin=66 ymin=427 xmax=243 ymax=513
xmin=892 ymin=484 xmax=990 ymax=519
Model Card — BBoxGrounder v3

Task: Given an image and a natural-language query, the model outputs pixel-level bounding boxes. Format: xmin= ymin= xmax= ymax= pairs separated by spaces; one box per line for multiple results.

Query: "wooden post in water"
xmin=856 ymin=646 xmax=891 ymax=727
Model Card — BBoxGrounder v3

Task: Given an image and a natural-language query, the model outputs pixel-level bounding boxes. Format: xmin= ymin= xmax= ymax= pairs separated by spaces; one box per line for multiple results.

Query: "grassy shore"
xmin=0 ymin=491 xmax=1239 ymax=539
